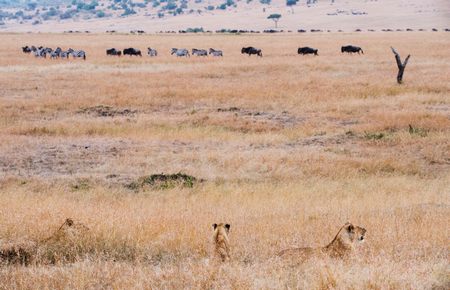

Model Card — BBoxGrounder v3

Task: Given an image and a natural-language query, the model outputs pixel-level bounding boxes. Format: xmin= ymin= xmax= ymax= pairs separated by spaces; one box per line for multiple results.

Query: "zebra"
xmin=34 ymin=47 xmax=51 ymax=58
xmin=50 ymin=47 xmax=62 ymax=59
xmin=147 ymin=47 xmax=157 ymax=57
xmin=33 ymin=49 xmax=42 ymax=57
xmin=209 ymin=48 xmax=223 ymax=57
xmin=50 ymin=51 xmax=59 ymax=59
xmin=192 ymin=48 xmax=208 ymax=56
xmin=171 ymin=48 xmax=190 ymax=57
xmin=68 ymin=48 xmax=86 ymax=60
xmin=60 ymin=51 xmax=70 ymax=59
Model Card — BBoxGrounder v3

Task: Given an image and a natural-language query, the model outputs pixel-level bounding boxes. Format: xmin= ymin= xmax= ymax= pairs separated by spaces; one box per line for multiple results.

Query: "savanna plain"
xmin=0 ymin=32 xmax=449 ymax=289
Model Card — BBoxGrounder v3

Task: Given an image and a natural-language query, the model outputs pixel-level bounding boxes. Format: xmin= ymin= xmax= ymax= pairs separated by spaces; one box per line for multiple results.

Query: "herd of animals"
xmin=105 ymin=45 xmax=363 ymax=57
xmin=0 ymin=217 xmax=366 ymax=265
xmin=21 ymin=45 xmax=86 ymax=60
xmin=22 ymin=44 xmax=365 ymax=60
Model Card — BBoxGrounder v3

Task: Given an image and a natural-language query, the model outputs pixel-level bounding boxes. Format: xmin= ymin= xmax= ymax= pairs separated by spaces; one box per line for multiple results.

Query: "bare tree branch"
xmin=391 ymin=47 xmax=411 ymax=84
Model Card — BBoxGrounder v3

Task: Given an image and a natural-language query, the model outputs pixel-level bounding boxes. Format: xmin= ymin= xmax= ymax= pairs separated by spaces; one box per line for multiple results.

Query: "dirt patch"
xmin=0 ymin=138 xmax=129 ymax=178
xmin=213 ymin=107 xmax=303 ymax=132
xmin=217 ymin=107 xmax=301 ymax=126
xmin=425 ymin=104 xmax=450 ymax=113
xmin=78 ymin=105 xmax=137 ymax=117
xmin=285 ymin=133 xmax=357 ymax=148
xmin=126 ymin=173 xmax=199 ymax=191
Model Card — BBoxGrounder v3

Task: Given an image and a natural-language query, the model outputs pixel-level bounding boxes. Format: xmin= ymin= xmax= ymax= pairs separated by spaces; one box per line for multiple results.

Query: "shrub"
xmin=60 ymin=10 xmax=76 ymax=19
xmin=408 ymin=124 xmax=428 ymax=137
xmin=96 ymin=10 xmax=105 ymax=17
xmin=164 ymin=2 xmax=177 ymax=10
xmin=15 ymin=10 xmax=24 ymax=18
xmin=47 ymin=7 xmax=58 ymax=16
xmin=364 ymin=132 xmax=385 ymax=140
xmin=186 ymin=27 xmax=204 ymax=33
xmin=126 ymin=173 xmax=198 ymax=191
xmin=174 ymin=7 xmax=183 ymax=14
xmin=27 ymin=2 xmax=37 ymax=10
xmin=121 ymin=7 xmax=136 ymax=16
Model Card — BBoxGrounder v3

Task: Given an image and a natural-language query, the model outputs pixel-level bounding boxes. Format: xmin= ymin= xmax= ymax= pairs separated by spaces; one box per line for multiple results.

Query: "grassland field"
xmin=0 ymin=32 xmax=449 ymax=289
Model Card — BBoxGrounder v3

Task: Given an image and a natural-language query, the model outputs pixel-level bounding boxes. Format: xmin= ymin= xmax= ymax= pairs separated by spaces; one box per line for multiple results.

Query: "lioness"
xmin=43 ymin=218 xmax=90 ymax=244
xmin=278 ymin=222 xmax=366 ymax=259
xmin=0 ymin=218 xmax=90 ymax=265
xmin=212 ymin=223 xmax=231 ymax=262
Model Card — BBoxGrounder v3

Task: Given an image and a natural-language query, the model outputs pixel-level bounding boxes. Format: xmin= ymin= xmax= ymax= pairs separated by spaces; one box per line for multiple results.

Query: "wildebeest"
xmin=341 ymin=45 xmax=364 ymax=54
xmin=241 ymin=47 xmax=262 ymax=57
xmin=171 ymin=48 xmax=190 ymax=57
xmin=22 ymin=46 xmax=32 ymax=53
xmin=192 ymin=48 xmax=208 ymax=56
xmin=298 ymin=47 xmax=318 ymax=55
xmin=106 ymin=48 xmax=122 ymax=56
xmin=147 ymin=48 xmax=157 ymax=57
xmin=123 ymin=48 xmax=142 ymax=56
xmin=209 ymin=48 xmax=223 ymax=57
xmin=68 ymin=48 xmax=86 ymax=60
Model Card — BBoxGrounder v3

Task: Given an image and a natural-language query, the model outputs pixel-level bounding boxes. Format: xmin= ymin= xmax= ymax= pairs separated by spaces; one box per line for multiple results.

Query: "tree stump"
xmin=391 ymin=47 xmax=411 ymax=84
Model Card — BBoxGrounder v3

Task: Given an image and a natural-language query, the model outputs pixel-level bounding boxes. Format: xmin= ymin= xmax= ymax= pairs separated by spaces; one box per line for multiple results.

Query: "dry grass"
xmin=0 ymin=32 xmax=449 ymax=289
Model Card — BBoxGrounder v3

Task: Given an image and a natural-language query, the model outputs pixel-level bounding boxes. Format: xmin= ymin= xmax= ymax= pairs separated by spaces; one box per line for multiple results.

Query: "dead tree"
xmin=391 ymin=47 xmax=410 ymax=84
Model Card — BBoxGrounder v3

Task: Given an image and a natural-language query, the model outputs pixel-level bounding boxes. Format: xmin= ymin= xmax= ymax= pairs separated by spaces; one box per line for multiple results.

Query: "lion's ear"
xmin=213 ymin=223 xmax=218 ymax=230
xmin=225 ymin=224 xmax=230 ymax=232
xmin=347 ymin=223 xmax=354 ymax=232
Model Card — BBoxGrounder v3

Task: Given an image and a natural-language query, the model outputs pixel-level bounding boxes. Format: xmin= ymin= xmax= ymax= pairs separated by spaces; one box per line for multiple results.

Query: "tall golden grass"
xmin=0 ymin=32 xmax=449 ymax=289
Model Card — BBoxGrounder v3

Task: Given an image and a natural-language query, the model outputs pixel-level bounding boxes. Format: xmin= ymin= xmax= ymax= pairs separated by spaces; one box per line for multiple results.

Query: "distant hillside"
xmin=1 ymin=0 xmax=278 ymax=24
xmin=0 ymin=0 xmax=449 ymax=32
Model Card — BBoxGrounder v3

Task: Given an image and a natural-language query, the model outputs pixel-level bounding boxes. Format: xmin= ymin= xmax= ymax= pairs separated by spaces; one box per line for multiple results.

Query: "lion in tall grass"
xmin=212 ymin=223 xmax=231 ymax=262
xmin=39 ymin=218 xmax=91 ymax=264
xmin=278 ymin=222 xmax=366 ymax=259
xmin=42 ymin=218 xmax=90 ymax=244
xmin=0 ymin=218 xmax=90 ymax=265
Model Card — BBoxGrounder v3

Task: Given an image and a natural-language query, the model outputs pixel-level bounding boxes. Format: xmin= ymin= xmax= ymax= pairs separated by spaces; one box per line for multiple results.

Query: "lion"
xmin=278 ymin=222 xmax=366 ymax=259
xmin=212 ymin=223 xmax=231 ymax=262
xmin=42 ymin=218 xmax=90 ymax=244
xmin=0 ymin=218 xmax=90 ymax=265
xmin=39 ymin=218 xmax=91 ymax=264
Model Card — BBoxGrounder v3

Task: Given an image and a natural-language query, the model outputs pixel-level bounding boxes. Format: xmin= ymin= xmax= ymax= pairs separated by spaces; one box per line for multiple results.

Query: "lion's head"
xmin=325 ymin=222 xmax=366 ymax=257
xmin=339 ymin=222 xmax=366 ymax=244
xmin=213 ymin=223 xmax=230 ymax=234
